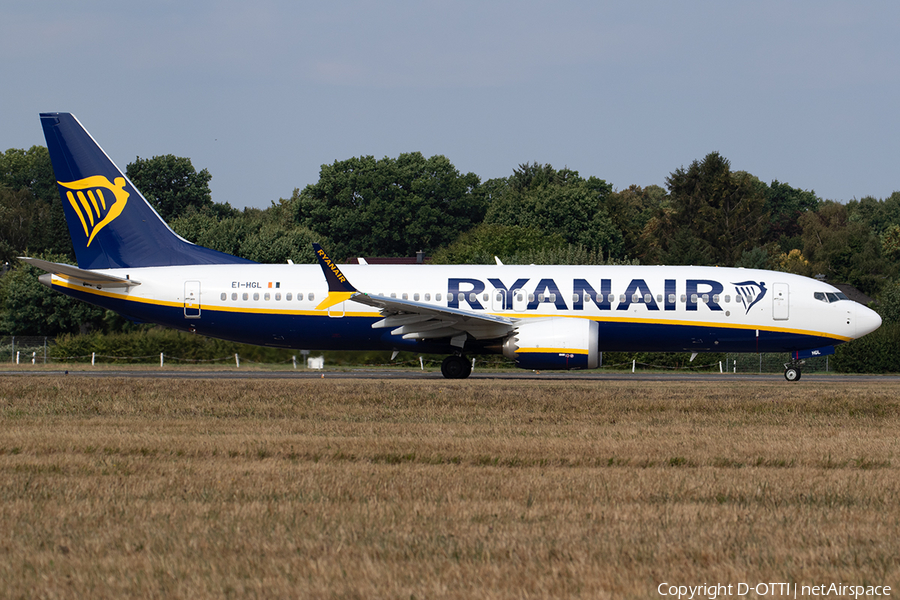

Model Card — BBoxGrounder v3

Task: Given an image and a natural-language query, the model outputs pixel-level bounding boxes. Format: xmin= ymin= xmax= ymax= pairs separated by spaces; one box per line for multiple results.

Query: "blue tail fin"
xmin=40 ymin=113 xmax=253 ymax=269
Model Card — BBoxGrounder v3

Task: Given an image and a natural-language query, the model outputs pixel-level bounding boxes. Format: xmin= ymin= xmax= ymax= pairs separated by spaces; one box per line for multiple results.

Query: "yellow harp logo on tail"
xmin=59 ymin=176 xmax=129 ymax=247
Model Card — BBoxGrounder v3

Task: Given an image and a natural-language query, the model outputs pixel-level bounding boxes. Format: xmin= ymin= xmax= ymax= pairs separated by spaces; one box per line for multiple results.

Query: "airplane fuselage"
xmin=45 ymin=263 xmax=873 ymax=356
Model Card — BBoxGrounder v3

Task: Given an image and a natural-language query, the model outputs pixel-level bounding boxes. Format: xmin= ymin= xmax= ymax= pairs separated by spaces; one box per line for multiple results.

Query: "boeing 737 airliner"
xmin=24 ymin=113 xmax=882 ymax=380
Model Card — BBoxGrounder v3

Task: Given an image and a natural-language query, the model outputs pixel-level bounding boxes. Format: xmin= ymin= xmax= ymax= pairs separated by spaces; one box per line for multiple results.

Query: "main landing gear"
xmin=783 ymin=359 xmax=804 ymax=382
xmin=441 ymin=354 xmax=472 ymax=379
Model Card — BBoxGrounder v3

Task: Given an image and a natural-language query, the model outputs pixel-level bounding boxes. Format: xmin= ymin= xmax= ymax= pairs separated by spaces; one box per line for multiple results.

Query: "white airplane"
xmin=23 ymin=113 xmax=882 ymax=380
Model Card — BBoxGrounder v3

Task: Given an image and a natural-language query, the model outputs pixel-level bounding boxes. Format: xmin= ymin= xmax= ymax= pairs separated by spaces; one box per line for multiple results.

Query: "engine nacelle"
xmin=502 ymin=318 xmax=599 ymax=370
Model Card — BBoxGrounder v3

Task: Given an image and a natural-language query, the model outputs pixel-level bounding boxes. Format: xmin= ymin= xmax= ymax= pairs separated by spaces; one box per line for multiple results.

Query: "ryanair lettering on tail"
xmin=315 ymin=247 xmax=347 ymax=284
xmin=59 ymin=176 xmax=129 ymax=246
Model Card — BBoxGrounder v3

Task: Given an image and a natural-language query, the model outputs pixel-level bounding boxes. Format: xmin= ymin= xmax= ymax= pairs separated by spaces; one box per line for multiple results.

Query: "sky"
xmin=2 ymin=1 xmax=899 ymax=210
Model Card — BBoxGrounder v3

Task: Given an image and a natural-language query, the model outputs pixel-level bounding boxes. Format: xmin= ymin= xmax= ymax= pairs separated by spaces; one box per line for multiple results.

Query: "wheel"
xmin=441 ymin=355 xmax=471 ymax=379
xmin=784 ymin=367 xmax=801 ymax=381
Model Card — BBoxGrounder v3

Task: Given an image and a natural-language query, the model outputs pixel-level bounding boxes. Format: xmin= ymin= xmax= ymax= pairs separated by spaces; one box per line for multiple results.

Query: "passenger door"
xmin=773 ymin=282 xmax=789 ymax=321
xmin=184 ymin=281 xmax=201 ymax=318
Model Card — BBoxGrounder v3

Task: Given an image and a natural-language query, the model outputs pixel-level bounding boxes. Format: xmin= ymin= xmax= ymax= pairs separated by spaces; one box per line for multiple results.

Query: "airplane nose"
xmin=854 ymin=303 xmax=882 ymax=338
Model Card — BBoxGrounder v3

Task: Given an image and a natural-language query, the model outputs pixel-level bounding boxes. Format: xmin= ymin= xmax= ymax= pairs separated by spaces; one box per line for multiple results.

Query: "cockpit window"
xmin=814 ymin=291 xmax=849 ymax=303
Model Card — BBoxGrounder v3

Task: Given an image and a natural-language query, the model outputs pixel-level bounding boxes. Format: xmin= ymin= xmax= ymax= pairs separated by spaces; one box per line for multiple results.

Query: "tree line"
xmin=1 ymin=145 xmax=899 ymax=345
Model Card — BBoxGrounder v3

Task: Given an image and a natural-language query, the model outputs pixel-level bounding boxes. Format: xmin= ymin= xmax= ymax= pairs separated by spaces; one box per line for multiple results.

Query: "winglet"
xmin=313 ymin=243 xmax=358 ymax=310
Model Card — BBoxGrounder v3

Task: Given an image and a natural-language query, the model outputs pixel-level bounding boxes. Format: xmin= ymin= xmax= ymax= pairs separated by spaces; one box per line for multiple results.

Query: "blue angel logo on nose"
xmin=733 ymin=281 xmax=766 ymax=314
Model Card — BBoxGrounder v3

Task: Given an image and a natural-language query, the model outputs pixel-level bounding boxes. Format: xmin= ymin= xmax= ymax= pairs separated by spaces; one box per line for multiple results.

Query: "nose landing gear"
xmin=783 ymin=359 xmax=804 ymax=381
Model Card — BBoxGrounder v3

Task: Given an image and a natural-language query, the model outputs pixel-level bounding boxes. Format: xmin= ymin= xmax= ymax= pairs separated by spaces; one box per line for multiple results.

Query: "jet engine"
xmin=502 ymin=318 xmax=599 ymax=370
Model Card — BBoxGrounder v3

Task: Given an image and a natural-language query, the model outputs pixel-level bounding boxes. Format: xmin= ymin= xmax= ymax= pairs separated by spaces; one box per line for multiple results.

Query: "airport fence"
xmin=1 ymin=335 xmax=837 ymax=374
xmin=2 ymin=336 xmax=51 ymax=365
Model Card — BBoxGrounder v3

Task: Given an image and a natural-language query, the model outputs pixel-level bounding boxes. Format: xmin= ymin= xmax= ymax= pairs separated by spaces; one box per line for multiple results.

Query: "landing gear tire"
xmin=441 ymin=355 xmax=471 ymax=379
xmin=784 ymin=367 xmax=801 ymax=381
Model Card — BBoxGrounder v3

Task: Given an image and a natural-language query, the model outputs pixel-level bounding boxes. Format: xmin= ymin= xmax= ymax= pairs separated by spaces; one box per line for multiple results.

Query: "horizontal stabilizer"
xmin=18 ymin=257 xmax=140 ymax=287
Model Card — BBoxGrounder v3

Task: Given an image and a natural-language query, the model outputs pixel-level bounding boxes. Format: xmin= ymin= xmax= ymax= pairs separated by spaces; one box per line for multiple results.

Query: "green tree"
xmin=663 ymin=152 xmax=768 ymax=266
xmin=169 ymin=200 xmax=319 ymax=264
xmin=126 ymin=155 xmax=213 ymax=222
xmin=800 ymin=201 xmax=891 ymax=294
xmin=0 ymin=187 xmax=46 ymax=264
xmin=431 ymin=224 xmax=566 ymax=264
xmin=877 ymin=279 xmax=900 ymax=325
xmin=605 ymin=184 xmax=667 ymax=258
xmin=295 ymin=153 xmax=484 ymax=260
xmin=0 ymin=252 xmax=113 ymax=335
xmin=847 ymin=193 xmax=900 ymax=236
xmin=882 ymin=224 xmax=900 ymax=263
xmin=484 ymin=163 xmax=622 ymax=257
xmin=765 ymin=180 xmax=820 ymax=251
xmin=0 ymin=146 xmax=72 ymax=258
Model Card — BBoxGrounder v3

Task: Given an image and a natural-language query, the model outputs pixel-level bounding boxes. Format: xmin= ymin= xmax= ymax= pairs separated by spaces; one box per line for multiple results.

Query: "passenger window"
xmin=680 ymin=295 xmax=686 ymax=303
xmin=297 ymin=293 xmax=304 ymax=301
xmin=309 ymin=293 xmax=315 ymax=301
xmin=232 ymin=293 xmax=238 ymax=301
xmin=632 ymin=294 xmax=640 ymax=303
xmin=724 ymin=295 xmax=730 ymax=303
xmin=608 ymin=294 xmax=615 ymax=303
xmin=402 ymin=293 xmax=408 ymax=300
xmin=253 ymin=293 xmax=260 ymax=301
xmin=275 ymin=293 xmax=281 ymax=301
xmin=702 ymin=294 xmax=708 ymax=303
xmin=242 ymin=293 xmax=249 ymax=301
xmin=528 ymin=294 xmax=535 ymax=302
xmin=549 ymin=294 xmax=556 ymax=302
xmin=691 ymin=294 xmax=698 ymax=303
xmin=425 ymin=293 xmax=431 ymax=301
xmin=668 ymin=294 xmax=676 ymax=303
xmin=538 ymin=294 xmax=545 ymax=302
xmin=644 ymin=294 xmax=652 ymax=303
xmin=713 ymin=294 xmax=719 ymax=303
xmin=220 ymin=293 xmax=226 ymax=301
xmin=286 ymin=293 xmax=292 ymax=301
xmin=436 ymin=293 xmax=442 ymax=301
xmin=264 ymin=293 xmax=270 ymax=301
xmin=656 ymin=294 xmax=663 ymax=303
xmin=391 ymin=292 xmax=397 ymax=298
xmin=413 ymin=293 xmax=419 ymax=301
xmin=619 ymin=294 xmax=626 ymax=303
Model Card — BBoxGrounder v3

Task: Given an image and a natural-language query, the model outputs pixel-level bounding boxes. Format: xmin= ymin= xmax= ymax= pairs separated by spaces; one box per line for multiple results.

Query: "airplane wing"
xmin=312 ymin=244 xmax=515 ymax=348
xmin=18 ymin=257 xmax=141 ymax=287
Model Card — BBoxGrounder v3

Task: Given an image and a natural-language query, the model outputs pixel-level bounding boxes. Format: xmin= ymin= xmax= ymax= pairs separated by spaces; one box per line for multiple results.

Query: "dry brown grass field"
xmin=1 ymin=375 xmax=898 ymax=599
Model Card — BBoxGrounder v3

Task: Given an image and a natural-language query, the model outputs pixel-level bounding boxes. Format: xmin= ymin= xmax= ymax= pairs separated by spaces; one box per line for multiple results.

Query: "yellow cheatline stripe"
xmin=498 ymin=311 xmax=852 ymax=343
xmin=52 ymin=277 xmax=380 ymax=317
xmin=50 ymin=278 xmax=852 ymax=342
xmin=516 ymin=347 xmax=589 ymax=355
